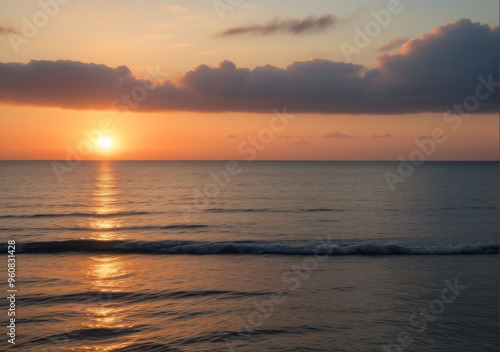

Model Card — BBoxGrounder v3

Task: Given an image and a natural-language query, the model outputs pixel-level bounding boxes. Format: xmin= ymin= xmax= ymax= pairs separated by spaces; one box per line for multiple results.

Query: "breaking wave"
xmin=4 ymin=240 xmax=498 ymax=255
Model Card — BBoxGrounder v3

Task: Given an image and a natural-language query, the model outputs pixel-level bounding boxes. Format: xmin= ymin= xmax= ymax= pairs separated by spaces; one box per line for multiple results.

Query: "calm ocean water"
xmin=0 ymin=161 xmax=498 ymax=351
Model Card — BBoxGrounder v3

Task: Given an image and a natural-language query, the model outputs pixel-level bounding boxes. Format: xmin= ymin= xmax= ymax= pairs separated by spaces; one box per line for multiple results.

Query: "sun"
xmin=99 ymin=137 xmax=113 ymax=149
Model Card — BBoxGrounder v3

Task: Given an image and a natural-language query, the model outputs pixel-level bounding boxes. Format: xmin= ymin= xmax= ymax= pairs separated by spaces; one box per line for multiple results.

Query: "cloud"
xmin=292 ymin=139 xmax=310 ymax=145
xmin=0 ymin=19 xmax=497 ymax=114
xmin=373 ymin=19 xmax=499 ymax=113
xmin=377 ymin=37 xmax=409 ymax=52
xmin=0 ymin=60 xmax=140 ymax=110
xmin=324 ymin=132 xmax=354 ymax=138
xmin=217 ymin=15 xmax=336 ymax=36
xmin=227 ymin=134 xmax=238 ymax=138
xmin=161 ymin=4 xmax=202 ymax=20
xmin=0 ymin=26 xmax=16 ymax=35
xmin=371 ymin=133 xmax=393 ymax=138
xmin=162 ymin=4 xmax=189 ymax=13
xmin=283 ymin=135 xmax=304 ymax=139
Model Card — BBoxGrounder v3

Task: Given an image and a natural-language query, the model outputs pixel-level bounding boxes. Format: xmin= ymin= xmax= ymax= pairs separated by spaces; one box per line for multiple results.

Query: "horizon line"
xmin=1 ymin=159 xmax=499 ymax=162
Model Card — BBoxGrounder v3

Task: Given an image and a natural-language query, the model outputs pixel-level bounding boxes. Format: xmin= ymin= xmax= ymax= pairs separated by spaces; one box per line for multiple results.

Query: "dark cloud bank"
xmin=0 ymin=19 xmax=498 ymax=114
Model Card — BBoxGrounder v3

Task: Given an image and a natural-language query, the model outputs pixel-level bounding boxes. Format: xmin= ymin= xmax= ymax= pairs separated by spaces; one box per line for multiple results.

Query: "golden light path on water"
xmin=72 ymin=162 xmax=137 ymax=351
xmin=88 ymin=161 xmax=123 ymax=240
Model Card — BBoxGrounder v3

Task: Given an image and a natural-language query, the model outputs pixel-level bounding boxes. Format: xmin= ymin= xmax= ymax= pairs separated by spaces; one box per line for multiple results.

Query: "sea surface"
xmin=0 ymin=161 xmax=498 ymax=351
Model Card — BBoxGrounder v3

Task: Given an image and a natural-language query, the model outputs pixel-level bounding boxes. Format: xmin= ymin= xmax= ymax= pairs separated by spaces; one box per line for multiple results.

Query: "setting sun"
xmin=99 ymin=137 xmax=112 ymax=149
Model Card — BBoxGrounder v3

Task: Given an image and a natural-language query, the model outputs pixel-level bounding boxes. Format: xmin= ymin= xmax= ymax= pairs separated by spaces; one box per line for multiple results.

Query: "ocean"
xmin=0 ymin=161 xmax=498 ymax=351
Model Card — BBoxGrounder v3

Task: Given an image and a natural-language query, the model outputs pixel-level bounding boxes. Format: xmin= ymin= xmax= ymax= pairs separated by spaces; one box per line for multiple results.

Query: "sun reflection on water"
xmin=70 ymin=162 xmax=137 ymax=351
xmin=85 ymin=161 xmax=125 ymax=241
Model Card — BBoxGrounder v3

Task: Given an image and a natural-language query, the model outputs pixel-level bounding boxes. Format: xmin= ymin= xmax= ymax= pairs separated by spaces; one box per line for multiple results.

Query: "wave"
xmin=0 ymin=211 xmax=154 ymax=219
xmin=0 ymin=224 xmax=207 ymax=232
xmin=21 ymin=289 xmax=271 ymax=307
xmin=5 ymin=240 xmax=498 ymax=255
xmin=35 ymin=327 xmax=144 ymax=343
xmin=205 ymin=208 xmax=342 ymax=213
xmin=0 ymin=207 xmax=346 ymax=219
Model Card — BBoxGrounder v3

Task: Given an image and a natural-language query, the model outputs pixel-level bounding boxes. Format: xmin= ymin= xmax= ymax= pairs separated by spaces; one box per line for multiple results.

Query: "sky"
xmin=0 ymin=0 xmax=498 ymax=160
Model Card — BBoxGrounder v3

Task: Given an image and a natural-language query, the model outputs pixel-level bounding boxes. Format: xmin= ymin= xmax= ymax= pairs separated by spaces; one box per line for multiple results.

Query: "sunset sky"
xmin=0 ymin=0 xmax=498 ymax=160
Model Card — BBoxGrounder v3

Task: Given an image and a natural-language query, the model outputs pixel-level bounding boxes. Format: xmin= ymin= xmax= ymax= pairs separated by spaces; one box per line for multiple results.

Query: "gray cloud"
xmin=0 ymin=60 xmax=138 ymax=110
xmin=371 ymin=133 xmax=393 ymax=138
xmin=292 ymin=139 xmax=310 ymax=145
xmin=217 ymin=15 xmax=336 ymax=36
xmin=324 ymin=132 xmax=354 ymax=138
xmin=377 ymin=37 xmax=409 ymax=52
xmin=0 ymin=19 xmax=497 ymax=114
xmin=0 ymin=26 xmax=16 ymax=35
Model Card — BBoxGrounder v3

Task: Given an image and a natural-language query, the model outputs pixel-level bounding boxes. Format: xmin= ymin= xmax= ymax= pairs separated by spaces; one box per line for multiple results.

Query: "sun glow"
xmin=99 ymin=137 xmax=113 ymax=149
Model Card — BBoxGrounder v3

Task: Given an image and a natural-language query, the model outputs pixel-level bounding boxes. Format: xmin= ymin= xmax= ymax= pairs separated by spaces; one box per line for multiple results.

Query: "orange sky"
xmin=0 ymin=0 xmax=498 ymax=160
xmin=0 ymin=104 xmax=497 ymax=160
